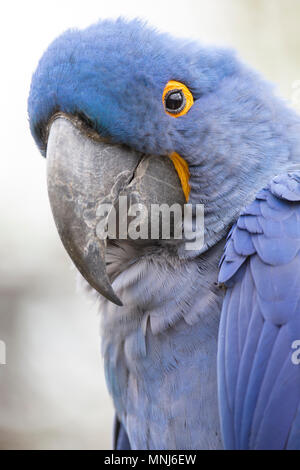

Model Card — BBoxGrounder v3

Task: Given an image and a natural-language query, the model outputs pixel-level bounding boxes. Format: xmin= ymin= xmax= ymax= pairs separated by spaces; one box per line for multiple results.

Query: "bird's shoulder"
xmin=219 ymin=169 xmax=300 ymax=289
xmin=217 ymin=170 xmax=300 ymax=449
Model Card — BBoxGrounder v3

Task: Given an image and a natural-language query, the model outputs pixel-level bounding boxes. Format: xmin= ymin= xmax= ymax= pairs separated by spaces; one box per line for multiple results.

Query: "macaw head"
xmin=28 ymin=18 xmax=299 ymax=305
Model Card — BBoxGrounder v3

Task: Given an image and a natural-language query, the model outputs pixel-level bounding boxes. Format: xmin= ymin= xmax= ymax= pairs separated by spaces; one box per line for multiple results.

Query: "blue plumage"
xmin=28 ymin=18 xmax=300 ymax=449
xmin=28 ymin=18 xmax=237 ymax=158
xmin=218 ymin=172 xmax=300 ymax=449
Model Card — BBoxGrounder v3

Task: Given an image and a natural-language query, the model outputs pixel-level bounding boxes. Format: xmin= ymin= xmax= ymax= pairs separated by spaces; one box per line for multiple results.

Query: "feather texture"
xmin=99 ymin=241 xmax=225 ymax=449
xmin=218 ymin=172 xmax=300 ymax=449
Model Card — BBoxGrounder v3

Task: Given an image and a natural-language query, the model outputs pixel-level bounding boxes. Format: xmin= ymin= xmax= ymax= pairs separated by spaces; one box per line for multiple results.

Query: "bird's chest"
xmin=102 ymin=307 xmax=223 ymax=450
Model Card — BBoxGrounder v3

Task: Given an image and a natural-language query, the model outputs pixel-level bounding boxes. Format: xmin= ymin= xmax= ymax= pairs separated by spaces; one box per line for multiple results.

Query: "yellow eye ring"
xmin=162 ymin=80 xmax=194 ymax=118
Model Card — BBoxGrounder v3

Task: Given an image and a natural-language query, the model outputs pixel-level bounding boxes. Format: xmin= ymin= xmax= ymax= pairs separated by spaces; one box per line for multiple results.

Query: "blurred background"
xmin=0 ymin=0 xmax=300 ymax=450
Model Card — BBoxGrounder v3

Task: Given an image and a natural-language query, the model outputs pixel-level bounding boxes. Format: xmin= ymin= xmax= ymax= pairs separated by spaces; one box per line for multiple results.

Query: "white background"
xmin=0 ymin=0 xmax=299 ymax=449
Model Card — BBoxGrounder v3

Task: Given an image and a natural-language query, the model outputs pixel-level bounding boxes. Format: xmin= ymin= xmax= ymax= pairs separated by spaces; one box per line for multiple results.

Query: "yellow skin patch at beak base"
xmin=170 ymin=152 xmax=190 ymax=201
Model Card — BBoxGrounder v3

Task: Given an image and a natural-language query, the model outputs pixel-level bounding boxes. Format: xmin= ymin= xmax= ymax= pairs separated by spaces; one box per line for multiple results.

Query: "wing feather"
xmin=218 ymin=172 xmax=300 ymax=449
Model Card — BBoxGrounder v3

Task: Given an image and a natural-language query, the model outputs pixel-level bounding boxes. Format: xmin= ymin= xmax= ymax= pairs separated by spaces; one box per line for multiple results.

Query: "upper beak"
xmin=46 ymin=115 xmax=185 ymax=306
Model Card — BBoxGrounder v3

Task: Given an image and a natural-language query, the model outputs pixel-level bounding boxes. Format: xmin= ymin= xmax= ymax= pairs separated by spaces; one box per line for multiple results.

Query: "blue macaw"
xmin=28 ymin=18 xmax=300 ymax=450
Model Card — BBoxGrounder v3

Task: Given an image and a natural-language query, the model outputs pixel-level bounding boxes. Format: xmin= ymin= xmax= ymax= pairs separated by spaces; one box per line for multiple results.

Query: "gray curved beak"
xmin=46 ymin=115 xmax=184 ymax=306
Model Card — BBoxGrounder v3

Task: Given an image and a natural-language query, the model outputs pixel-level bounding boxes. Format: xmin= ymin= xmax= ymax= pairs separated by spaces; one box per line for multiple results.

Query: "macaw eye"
xmin=162 ymin=80 xmax=194 ymax=118
xmin=165 ymin=90 xmax=185 ymax=112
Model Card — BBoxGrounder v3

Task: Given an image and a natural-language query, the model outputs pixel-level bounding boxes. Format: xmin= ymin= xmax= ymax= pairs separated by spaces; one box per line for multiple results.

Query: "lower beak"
xmin=46 ymin=115 xmax=185 ymax=306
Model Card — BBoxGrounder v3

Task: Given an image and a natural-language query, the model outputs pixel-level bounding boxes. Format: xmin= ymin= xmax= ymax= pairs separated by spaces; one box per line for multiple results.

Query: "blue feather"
xmin=218 ymin=172 xmax=300 ymax=449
